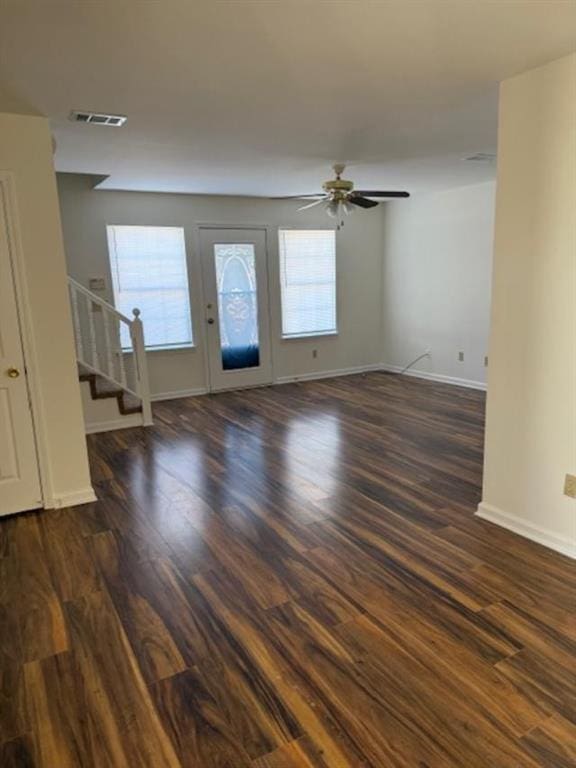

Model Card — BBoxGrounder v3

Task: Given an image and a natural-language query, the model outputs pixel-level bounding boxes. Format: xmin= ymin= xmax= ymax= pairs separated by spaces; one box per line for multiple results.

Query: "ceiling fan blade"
xmin=353 ymin=190 xmax=410 ymax=198
xmin=348 ymin=196 xmax=380 ymax=209
xmin=298 ymin=197 xmax=328 ymax=211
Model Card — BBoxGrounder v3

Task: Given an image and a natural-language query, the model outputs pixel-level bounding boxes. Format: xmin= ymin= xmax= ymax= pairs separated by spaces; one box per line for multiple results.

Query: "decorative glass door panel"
xmin=200 ymin=228 xmax=272 ymax=391
xmin=214 ymin=244 xmax=260 ymax=370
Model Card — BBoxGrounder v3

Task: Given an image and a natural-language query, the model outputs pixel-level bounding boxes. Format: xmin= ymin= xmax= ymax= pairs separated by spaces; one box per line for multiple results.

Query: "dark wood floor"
xmin=1 ymin=372 xmax=575 ymax=767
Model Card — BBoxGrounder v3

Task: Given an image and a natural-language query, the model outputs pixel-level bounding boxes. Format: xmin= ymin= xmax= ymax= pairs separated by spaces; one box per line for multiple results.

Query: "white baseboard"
xmin=381 ymin=364 xmax=487 ymax=391
xmin=44 ymin=487 xmax=97 ymax=509
xmin=83 ymin=389 xmax=208 ymax=433
xmin=275 ymin=363 xmax=383 ymax=386
xmin=151 ymin=387 xmax=208 ymax=401
xmin=476 ymin=502 xmax=576 ymax=559
xmin=87 ymin=364 xmax=482 ymax=419
xmin=85 ymin=415 xmax=144 ymax=434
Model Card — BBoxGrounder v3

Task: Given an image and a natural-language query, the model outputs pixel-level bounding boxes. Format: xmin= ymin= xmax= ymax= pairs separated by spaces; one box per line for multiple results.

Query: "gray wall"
xmin=57 ymin=173 xmax=384 ymax=397
xmin=382 ymin=181 xmax=495 ymax=386
xmin=58 ymin=174 xmax=495 ymax=401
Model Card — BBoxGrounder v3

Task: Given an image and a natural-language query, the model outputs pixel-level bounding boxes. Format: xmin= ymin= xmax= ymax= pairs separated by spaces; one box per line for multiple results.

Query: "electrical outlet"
xmin=564 ymin=474 xmax=576 ymax=499
xmin=312 ymin=349 xmax=318 ymax=359
xmin=484 ymin=355 xmax=488 ymax=367
xmin=458 ymin=351 xmax=464 ymax=362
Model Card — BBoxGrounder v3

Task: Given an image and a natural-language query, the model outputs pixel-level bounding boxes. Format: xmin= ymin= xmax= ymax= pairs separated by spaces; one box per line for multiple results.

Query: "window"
xmin=106 ymin=225 xmax=193 ymax=350
xmin=279 ymin=229 xmax=337 ymax=338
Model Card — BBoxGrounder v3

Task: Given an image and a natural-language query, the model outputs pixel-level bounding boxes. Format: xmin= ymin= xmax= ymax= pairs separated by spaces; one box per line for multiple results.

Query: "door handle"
xmin=207 ymin=318 xmax=215 ymax=325
xmin=6 ymin=367 xmax=20 ymax=378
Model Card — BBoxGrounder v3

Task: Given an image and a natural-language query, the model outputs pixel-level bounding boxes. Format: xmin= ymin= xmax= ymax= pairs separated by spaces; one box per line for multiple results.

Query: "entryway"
xmin=199 ymin=227 xmax=273 ymax=392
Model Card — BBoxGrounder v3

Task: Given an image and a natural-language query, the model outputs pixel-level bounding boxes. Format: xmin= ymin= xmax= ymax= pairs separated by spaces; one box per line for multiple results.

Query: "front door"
xmin=199 ymin=228 xmax=272 ymax=391
xmin=0 ymin=183 xmax=42 ymax=516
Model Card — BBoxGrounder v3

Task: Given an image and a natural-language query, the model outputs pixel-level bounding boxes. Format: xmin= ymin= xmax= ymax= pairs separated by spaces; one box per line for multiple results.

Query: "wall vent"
xmin=69 ymin=110 xmax=127 ymax=127
xmin=464 ymin=152 xmax=496 ymax=162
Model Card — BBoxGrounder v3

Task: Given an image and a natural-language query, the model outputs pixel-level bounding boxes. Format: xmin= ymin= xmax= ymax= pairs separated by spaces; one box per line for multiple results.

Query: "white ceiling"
xmin=1 ymin=1 xmax=575 ymax=196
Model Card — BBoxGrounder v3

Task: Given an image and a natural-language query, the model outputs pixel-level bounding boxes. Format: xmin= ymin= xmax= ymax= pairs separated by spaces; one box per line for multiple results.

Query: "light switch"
xmin=564 ymin=474 xmax=576 ymax=499
xmin=89 ymin=276 xmax=106 ymax=292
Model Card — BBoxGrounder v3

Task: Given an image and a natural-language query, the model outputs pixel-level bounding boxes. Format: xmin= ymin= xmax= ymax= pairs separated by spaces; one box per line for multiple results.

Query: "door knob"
xmin=207 ymin=318 xmax=215 ymax=325
xmin=6 ymin=367 xmax=20 ymax=378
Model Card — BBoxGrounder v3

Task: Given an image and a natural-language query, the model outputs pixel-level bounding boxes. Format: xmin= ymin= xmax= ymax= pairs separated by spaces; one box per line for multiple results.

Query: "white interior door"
xmin=0 ymin=186 xmax=42 ymax=516
xmin=200 ymin=228 xmax=272 ymax=392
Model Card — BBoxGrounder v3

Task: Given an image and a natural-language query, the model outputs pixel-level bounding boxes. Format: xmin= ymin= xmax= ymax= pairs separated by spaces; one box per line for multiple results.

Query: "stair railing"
xmin=68 ymin=277 xmax=152 ymax=425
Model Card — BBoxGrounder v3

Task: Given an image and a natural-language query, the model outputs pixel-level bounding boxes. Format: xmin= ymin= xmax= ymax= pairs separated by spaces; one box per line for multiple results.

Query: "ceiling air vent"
xmin=464 ymin=152 xmax=496 ymax=162
xmin=69 ymin=110 xmax=127 ymax=127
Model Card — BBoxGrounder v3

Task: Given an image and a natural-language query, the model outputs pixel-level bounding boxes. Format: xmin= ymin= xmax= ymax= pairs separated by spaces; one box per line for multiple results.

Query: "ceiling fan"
xmin=273 ymin=164 xmax=410 ymax=228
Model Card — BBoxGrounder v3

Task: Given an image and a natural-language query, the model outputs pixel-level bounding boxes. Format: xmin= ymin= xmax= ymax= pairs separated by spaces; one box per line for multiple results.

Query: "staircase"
xmin=68 ymin=277 xmax=153 ymax=431
xmin=79 ymin=365 xmax=143 ymax=415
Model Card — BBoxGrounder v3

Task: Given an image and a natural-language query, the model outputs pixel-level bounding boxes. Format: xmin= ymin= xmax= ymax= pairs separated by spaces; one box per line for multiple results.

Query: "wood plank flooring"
xmin=1 ymin=372 xmax=575 ymax=767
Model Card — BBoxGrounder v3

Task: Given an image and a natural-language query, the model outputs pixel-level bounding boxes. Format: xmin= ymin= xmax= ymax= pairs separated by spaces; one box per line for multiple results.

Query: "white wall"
xmin=381 ymin=181 xmax=496 ymax=388
xmin=57 ymin=173 xmax=384 ymax=398
xmin=0 ymin=114 xmax=93 ymax=506
xmin=478 ymin=53 xmax=576 ymax=557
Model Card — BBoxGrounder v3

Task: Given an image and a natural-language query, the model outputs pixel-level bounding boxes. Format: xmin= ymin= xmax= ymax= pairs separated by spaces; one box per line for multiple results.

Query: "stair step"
xmin=120 ymin=393 xmax=143 ymax=414
xmin=79 ymin=366 xmax=143 ymax=416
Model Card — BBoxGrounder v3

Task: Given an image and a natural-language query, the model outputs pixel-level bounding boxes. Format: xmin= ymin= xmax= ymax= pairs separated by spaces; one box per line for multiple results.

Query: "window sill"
xmin=122 ymin=344 xmax=196 ymax=354
xmin=281 ymin=331 xmax=338 ymax=341
xmin=146 ymin=344 xmax=196 ymax=353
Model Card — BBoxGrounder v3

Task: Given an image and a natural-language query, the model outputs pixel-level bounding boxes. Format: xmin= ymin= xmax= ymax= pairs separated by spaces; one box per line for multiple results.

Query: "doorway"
xmin=199 ymin=227 xmax=273 ymax=392
xmin=0 ymin=182 xmax=42 ymax=516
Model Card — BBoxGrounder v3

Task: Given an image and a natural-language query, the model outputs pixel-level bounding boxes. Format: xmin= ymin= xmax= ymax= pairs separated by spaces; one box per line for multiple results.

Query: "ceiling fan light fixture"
xmin=274 ymin=165 xmax=409 ymax=224
xmin=325 ymin=200 xmax=340 ymax=218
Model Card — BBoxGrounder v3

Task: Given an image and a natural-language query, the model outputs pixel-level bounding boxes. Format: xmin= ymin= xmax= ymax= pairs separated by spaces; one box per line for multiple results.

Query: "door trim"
xmin=195 ymin=224 xmax=276 ymax=393
xmin=0 ymin=172 xmax=50 ymax=507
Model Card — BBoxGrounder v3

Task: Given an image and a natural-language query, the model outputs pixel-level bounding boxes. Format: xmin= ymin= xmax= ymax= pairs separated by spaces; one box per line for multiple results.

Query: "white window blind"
xmin=279 ymin=229 xmax=337 ymax=338
xmin=107 ymin=225 xmax=193 ymax=350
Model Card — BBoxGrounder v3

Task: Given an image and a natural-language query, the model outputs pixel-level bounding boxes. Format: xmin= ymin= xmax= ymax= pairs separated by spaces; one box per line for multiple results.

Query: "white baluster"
xmin=130 ymin=308 xmax=152 ymax=425
xmin=117 ymin=316 xmax=128 ymax=388
xmin=87 ymin=296 xmax=100 ymax=370
xmin=69 ymin=283 xmax=84 ymax=361
xmin=102 ymin=308 xmax=114 ymax=379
